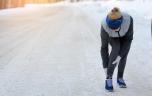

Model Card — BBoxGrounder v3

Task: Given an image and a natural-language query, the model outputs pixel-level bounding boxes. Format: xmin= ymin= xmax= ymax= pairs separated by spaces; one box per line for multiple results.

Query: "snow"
xmin=0 ymin=0 xmax=152 ymax=96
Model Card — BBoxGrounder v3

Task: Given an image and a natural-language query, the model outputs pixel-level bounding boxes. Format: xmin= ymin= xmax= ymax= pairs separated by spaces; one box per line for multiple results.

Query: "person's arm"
xmin=119 ymin=16 xmax=134 ymax=58
xmin=100 ymin=26 xmax=109 ymax=68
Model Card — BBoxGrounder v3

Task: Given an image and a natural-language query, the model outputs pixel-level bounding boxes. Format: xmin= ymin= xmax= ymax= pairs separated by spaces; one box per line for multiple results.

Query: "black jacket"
xmin=100 ymin=16 xmax=133 ymax=67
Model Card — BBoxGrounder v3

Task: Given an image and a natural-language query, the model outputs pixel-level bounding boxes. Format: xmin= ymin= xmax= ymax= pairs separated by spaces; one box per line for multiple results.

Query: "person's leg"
xmin=107 ymin=38 xmax=120 ymax=79
xmin=117 ymin=54 xmax=128 ymax=88
xmin=117 ymin=54 xmax=128 ymax=79
xmin=117 ymin=40 xmax=132 ymax=79
xmin=117 ymin=39 xmax=132 ymax=88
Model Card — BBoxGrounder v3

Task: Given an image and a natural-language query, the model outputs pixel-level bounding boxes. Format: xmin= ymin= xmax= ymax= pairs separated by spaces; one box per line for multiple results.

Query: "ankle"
xmin=106 ymin=76 xmax=112 ymax=79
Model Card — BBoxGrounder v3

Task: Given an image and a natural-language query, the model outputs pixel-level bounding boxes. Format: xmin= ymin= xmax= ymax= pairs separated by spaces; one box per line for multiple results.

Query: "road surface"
xmin=0 ymin=2 xmax=152 ymax=96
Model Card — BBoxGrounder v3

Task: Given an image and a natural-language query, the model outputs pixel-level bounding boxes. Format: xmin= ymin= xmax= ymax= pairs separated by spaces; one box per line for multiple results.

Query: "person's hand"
xmin=112 ymin=56 xmax=121 ymax=65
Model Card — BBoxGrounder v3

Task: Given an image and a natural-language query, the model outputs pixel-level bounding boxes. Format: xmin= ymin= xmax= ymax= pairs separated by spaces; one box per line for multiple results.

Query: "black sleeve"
xmin=119 ymin=17 xmax=134 ymax=58
xmin=100 ymin=26 xmax=109 ymax=68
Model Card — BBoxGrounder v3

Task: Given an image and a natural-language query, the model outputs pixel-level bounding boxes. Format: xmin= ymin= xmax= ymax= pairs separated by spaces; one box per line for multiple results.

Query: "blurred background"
xmin=0 ymin=0 xmax=145 ymax=9
xmin=0 ymin=0 xmax=151 ymax=96
xmin=0 ymin=0 xmax=64 ymax=9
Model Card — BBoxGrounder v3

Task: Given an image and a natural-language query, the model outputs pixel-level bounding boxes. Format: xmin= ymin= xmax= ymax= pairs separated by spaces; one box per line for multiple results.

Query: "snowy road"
xmin=0 ymin=2 xmax=152 ymax=96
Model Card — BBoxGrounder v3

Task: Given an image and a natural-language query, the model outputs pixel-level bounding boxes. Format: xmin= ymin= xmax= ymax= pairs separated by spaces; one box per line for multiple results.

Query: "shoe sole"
xmin=105 ymin=89 xmax=114 ymax=92
xmin=117 ymin=84 xmax=127 ymax=88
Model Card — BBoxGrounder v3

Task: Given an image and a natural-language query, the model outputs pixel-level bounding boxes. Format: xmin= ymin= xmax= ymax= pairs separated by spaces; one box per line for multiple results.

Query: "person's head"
xmin=106 ymin=7 xmax=123 ymax=31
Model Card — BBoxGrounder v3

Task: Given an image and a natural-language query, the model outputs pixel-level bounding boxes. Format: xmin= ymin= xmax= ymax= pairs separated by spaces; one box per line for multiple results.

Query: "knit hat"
xmin=106 ymin=7 xmax=123 ymax=29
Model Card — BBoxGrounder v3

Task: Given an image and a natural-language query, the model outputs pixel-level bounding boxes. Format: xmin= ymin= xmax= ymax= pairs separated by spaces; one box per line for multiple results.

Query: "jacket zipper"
xmin=117 ymin=26 xmax=121 ymax=37
xmin=118 ymin=31 xmax=121 ymax=37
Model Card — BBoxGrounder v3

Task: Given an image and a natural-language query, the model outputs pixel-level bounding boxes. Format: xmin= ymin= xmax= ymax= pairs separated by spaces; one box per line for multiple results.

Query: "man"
xmin=100 ymin=7 xmax=133 ymax=92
